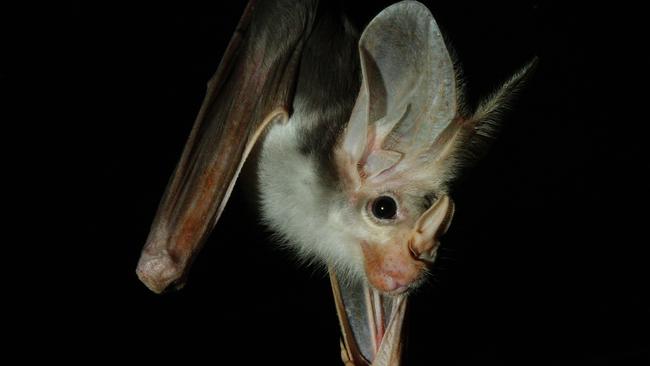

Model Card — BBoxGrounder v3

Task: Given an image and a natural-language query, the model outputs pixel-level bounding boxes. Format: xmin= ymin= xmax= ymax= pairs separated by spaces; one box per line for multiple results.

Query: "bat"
xmin=136 ymin=1 xmax=536 ymax=364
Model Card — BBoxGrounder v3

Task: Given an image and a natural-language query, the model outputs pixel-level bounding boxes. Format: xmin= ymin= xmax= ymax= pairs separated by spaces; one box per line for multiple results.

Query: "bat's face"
xmin=327 ymin=176 xmax=455 ymax=294
xmin=341 ymin=187 xmax=453 ymax=293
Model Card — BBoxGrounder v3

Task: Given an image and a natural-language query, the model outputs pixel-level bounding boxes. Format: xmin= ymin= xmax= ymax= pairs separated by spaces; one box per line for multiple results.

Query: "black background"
xmin=8 ymin=1 xmax=649 ymax=365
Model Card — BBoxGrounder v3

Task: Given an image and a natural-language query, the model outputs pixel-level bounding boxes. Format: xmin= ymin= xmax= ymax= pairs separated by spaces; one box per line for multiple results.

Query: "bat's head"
xmin=260 ymin=1 xmax=535 ymax=296
xmin=326 ymin=2 xmax=464 ymax=294
xmin=327 ymin=175 xmax=455 ymax=294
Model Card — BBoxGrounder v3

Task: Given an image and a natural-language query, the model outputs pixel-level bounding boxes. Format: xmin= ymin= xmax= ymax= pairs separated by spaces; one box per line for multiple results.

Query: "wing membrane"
xmin=136 ymin=0 xmax=319 ymax=293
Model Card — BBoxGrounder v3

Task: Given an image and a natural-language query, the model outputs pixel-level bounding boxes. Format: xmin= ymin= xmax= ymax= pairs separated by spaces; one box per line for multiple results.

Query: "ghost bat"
xmin=136 ymin=1 xmax=536 ymax=364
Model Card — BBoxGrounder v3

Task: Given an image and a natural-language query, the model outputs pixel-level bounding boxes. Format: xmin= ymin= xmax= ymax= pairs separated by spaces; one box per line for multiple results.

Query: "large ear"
xmin=336 ymin=1 xmax=457 ymax=189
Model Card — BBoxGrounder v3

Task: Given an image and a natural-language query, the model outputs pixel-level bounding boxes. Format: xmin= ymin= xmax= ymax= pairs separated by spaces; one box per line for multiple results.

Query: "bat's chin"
xmin=377 ymin=282 xmax=410 ymax=296
xmin=365 ymin=268 xmax=426 ymax=295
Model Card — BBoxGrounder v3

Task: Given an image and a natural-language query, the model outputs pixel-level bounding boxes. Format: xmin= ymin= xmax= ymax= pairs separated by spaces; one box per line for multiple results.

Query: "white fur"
xmin=258 ymin=115 xmax=366 ymax=282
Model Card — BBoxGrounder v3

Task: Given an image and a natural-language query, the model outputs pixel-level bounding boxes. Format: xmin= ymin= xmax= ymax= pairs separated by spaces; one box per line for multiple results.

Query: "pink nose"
xmin=361 ymin=241 xmax=424 ymax=294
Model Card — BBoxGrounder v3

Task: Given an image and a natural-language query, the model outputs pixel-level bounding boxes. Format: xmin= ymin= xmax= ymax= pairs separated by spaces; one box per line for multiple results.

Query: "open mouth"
xmin=330 ymin=269 xmax=409 ymax=365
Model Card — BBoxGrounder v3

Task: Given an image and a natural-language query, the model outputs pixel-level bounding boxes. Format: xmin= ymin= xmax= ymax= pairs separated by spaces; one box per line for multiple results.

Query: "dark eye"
xmin=371 ymin=196 xmax=397 ymax=220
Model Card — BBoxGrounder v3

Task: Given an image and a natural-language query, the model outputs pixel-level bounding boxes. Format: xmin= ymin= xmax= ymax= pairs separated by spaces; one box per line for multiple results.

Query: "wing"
xmin=136 ymin=0 xmax=321 ymax=293
xmin=331 ymin=270 xmax=409 ymax=366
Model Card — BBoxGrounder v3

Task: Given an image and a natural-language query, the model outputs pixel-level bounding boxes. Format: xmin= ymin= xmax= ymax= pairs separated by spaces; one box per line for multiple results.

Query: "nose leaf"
xmin=409 ymin=195 xmax=455 ymax=262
